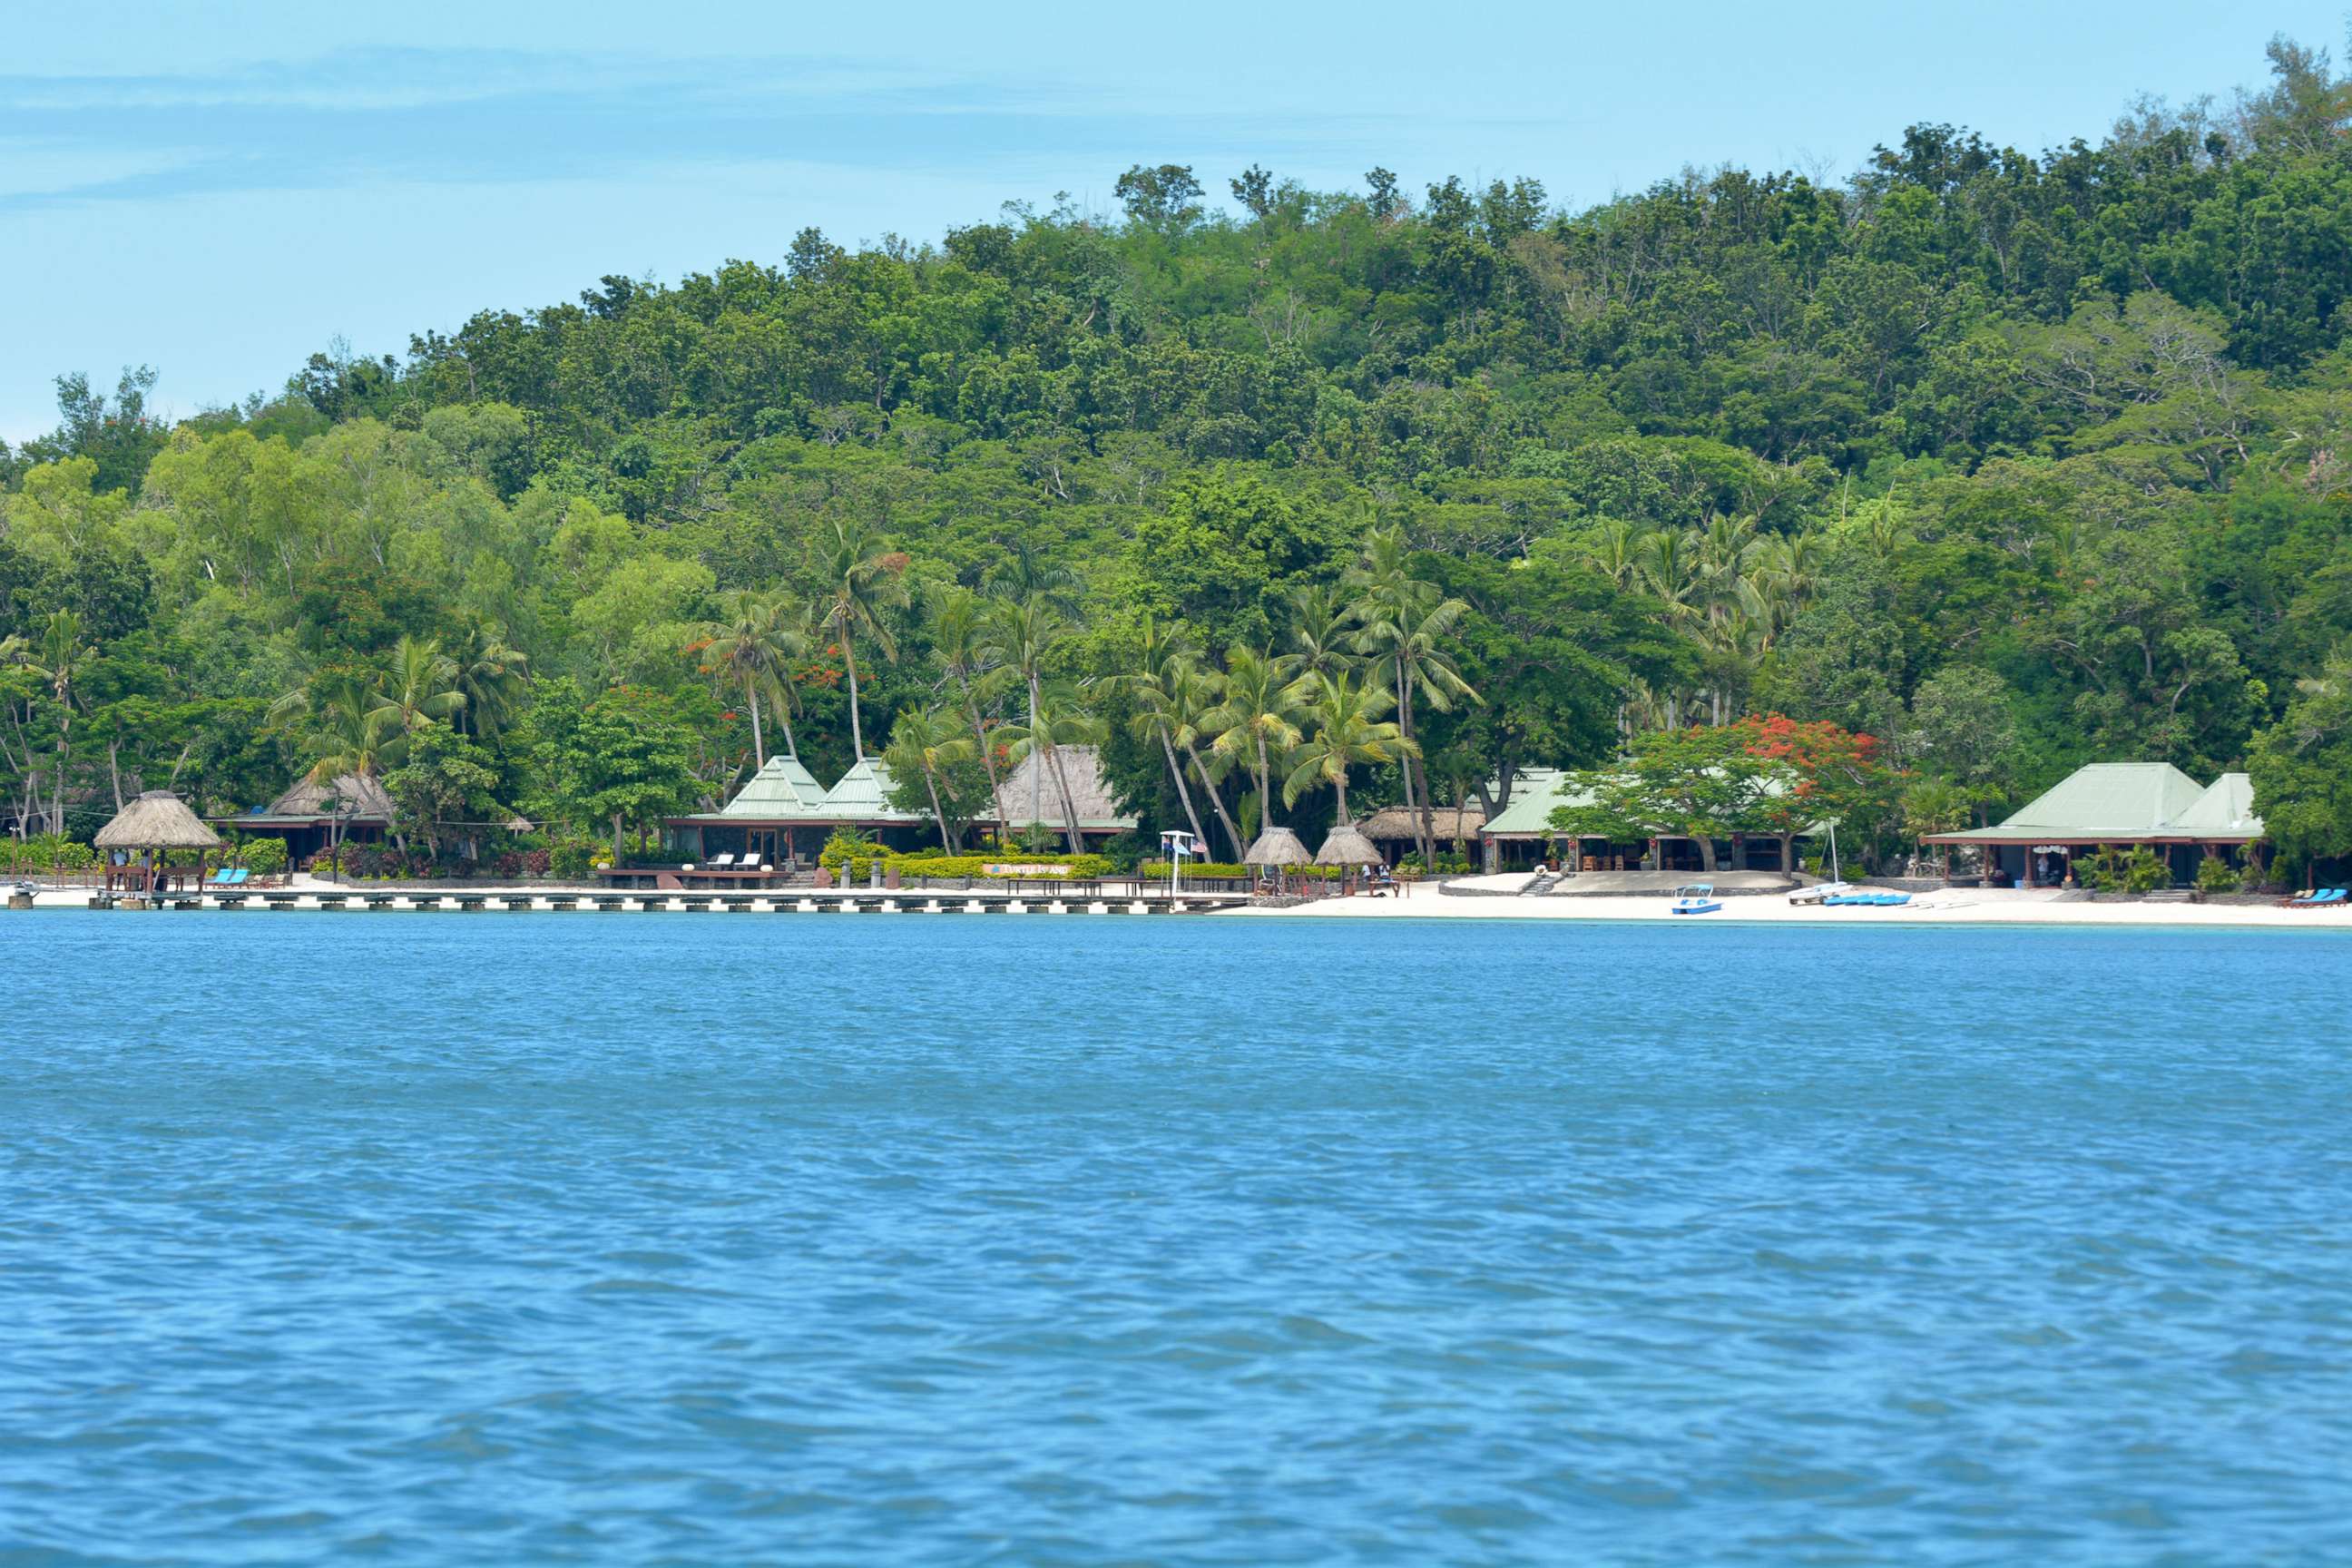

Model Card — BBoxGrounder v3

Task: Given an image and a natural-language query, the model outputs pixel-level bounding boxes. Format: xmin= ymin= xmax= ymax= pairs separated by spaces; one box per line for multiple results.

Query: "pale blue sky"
xmin=4 ymin=0 xmax=2346 ymax=442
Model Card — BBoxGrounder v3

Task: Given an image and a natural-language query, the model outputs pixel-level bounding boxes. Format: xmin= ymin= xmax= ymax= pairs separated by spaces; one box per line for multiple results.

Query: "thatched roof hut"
xmin=1313 ymin=823 xmax=1384 ymax=866
xmin=95 ymin=791 xmax=222 ymax=850
xmin=1243 ymin=826 xmax=1311 ymax=867
xmin=1357 ymin=805 xmax=1483 ymax=843
xmin=988 ymin=745 xmax=1138 ymax=838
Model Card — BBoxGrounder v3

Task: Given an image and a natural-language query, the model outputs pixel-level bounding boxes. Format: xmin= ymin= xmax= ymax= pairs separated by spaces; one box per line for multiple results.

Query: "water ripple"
xmin=3 ymin=914 xmax=2350 ymax=1563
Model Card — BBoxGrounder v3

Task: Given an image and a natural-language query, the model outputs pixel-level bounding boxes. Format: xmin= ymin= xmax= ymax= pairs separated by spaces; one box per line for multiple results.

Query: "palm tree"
xmin=305 ymin=675 xmax=407 ymax=859
xmin=994 ymin=678 xmax=1103 ymax=852
xmin=451 ymin=626 xmax=529 ymax=740
xmin=1125 ymin=617 xmax=1211 ymax=852
xmin=883 ymin=706 xmax=976 ymax=852
xmin=985 ymin=539 xmax=1083 ymax=616
xmin=698 ymin=589 xmax=805 ymax=765
xmin=373 ymin=636 xmax=466 ymax=737
xmin=1206 ymin=646 xmax=1307 ymax=836
xmin=928 ymin=584 xmax=1009 ymax=811
xmin=1585 ymin=518 xmax=1642 ymax=589
xmin=1282 ymin=671 xmax=1415 ymax=826
xmin=25 ymin=612 xmax=93 ymax=836
xmin=816 ymin=520 xmax=909 ymax=760
xmin=1287 ymin=583 xmax=1359 ymax=680
xmin=1346 ymin=528 xmax=1478 ymax=864
xmin=986 ymin=594 xmax=1092 ymax=848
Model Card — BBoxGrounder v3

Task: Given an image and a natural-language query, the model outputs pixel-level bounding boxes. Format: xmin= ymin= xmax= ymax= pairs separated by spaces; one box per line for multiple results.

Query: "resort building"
xmin=982 ymin=746 xmax=1137 ymax=845
xmin=211 ymin=772 xmax=393 ymax=862
xmin=661 ymin=754 xmax=926 ymax=867
xmin=1476 ymin=767 xmax=1817 ymax=874
xmin=1922 ymin=763 xmax=2264 ymax=887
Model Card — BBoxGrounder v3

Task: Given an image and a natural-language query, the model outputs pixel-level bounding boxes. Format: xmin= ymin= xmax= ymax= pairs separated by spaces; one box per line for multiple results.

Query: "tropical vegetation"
xmin=6 ymin=38 xmax=2352 ymax=869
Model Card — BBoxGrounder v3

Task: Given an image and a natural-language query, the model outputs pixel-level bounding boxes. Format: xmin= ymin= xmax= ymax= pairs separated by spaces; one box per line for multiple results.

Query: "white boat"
xmin=1789 ymin=819 xmax=1849 ymax=905
xmin=1670 ymin=883 xmax=1722 ymax=915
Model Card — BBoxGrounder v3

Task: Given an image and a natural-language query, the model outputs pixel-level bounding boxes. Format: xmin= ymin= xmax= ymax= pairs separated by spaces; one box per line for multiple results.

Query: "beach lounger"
xmin=2290 ymin=887 xmax=2346 ymax=907
xmin=709 ymin=853 xmax=736 ymax=869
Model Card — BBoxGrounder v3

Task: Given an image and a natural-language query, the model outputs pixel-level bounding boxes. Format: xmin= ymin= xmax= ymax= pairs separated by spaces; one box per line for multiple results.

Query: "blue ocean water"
xmin=4 ymin=911 xmax=2350 ymax=1566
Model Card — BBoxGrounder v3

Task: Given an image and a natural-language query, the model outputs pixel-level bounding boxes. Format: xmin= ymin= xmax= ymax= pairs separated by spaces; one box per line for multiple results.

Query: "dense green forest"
xmin=5 ymin=36 xmax=2352 ymax=872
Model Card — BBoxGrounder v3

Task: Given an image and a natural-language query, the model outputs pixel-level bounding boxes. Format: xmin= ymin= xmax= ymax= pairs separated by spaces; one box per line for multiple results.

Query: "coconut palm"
xmin=1346 ymin=528 xmax=1478 ymax=864
xmin=815 ymin=519 xmax=909 ymax=760
xmin=24 ymin=612 xmax=93 ymax=836
xmin=1124 ymin=616 xmax=1212 ymax=852
xmin=1282 ymin=670 xmax=1416 ymax=826
xmin=1287 ymin=583 xmax=1360 ymax=681
xmin=697 ymin=589 xmax=805 ymax=765
xmin=993 ymin=679 xmax=1103 ymax=852
xmin=1585 ymin=518 xmax=1642 ymax=589
xmin=1206 ymin=646 xmax=1307 ymax=836
xmin=883 ymin=705 xmax=976 ymax=852
xmin=985 ymin=594 xmax=1091 ymax=845
xmin=927 ymin=584 xmax=1010 ymax=808
xmin=305 ymin=675 xmax=408 ymax=855
xmin=451 ymin=626 xmax=529 ymax=740
xmin=372 ymin=636 xmax=466 ymax=737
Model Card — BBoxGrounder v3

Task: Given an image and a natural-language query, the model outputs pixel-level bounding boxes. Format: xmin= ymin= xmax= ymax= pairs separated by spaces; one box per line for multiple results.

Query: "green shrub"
xmin=1140 ymin=860 xmax=1339 ymax=880
xmin=4 ymin=835 xmax=97 ymax=873
xmin=2195 ymin=855 xmax=2240 ymax=896
xmin=2123 ymin=847 xmax=2172 ymax=894
xmin=228 ymin=836 xmax=288 ymax=876
xmin=548 ymin=837 xmax=602 ymax=878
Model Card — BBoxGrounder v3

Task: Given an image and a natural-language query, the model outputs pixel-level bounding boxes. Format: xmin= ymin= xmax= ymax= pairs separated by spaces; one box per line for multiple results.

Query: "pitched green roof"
xmin=813 ymin=758 xmax=923 ymax=824
xmin=717 ymin=754 xmax=826 ymax=818
xmin=1478 ymin=769 xmax=1583 ymax=838
xmin=1926 ymin=761 xmax=2230 ymax=843
xmin=2169 ymin=771 xmax=2263 ymax=837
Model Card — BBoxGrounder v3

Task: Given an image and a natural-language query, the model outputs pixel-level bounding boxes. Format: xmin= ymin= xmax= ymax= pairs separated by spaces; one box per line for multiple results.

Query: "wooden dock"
xmin=68 ymin=887 xmax=1250 ymax=916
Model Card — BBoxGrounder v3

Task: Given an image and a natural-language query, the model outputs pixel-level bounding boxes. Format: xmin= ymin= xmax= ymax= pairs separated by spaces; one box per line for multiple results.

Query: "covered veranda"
xmin=1923 ymin=765 xmax=2265 ymax=888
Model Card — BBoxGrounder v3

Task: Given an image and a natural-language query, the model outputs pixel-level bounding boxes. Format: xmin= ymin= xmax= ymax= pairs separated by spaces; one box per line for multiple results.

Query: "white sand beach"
xmin=1235 ymin=877 xmax=2352 ymax=930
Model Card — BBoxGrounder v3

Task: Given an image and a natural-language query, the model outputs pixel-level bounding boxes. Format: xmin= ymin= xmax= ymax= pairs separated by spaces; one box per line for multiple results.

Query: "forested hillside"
xmin=5 ymin=36 xmax=2352 ymax=870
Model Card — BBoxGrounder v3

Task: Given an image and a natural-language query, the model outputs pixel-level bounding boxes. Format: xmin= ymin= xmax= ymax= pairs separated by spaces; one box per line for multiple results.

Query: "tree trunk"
xmin=1159 ymin=724 xmax=1208 ymax=851
xmin=840 ymin=625 xmax=866 ymax=760
xmin=1186 ymin=742 xmax=1246 ymax=859
xmin=612 ymin=811 xmax=625 ymax=867
xmin=1255 ymin=734 xmax=1273 ymax=831
xmin=1046 ymin=739 xmax=1085 ymax=855
xmin=923 ymin=767 xmax=956 ymax=852
xmin=1697 ymin=837 xmax=1718 ymax=872
xmin=745 ymin=678 xmax=767 ymax=766
xmin=1025 ymin=675 xmax=1044 ymax=835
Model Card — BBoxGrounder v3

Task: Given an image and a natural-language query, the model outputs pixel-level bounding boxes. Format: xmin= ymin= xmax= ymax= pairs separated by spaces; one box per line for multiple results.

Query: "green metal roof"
xmin=716 ymin=754 xmax=826 ymax=818
xmin=1479 ymin=764 xmax=1827 ymax=838
xmin=1477 ymin=769 xmax=1583 ymax=838
xmin=1925 ymin=761 xmax=2257 ymax=843
xmin=2170 ymin=771 xmax=2262 ymax=837
xmin=670 ymin=754 xmax=920 ymax=826
xmin=813 ymin=758 xmax=923 ymax=824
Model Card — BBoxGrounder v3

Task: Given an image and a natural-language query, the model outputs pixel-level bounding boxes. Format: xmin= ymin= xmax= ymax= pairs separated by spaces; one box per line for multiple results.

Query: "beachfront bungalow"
xmin=661 ymin=754 xmax=926 ymax=867
xmin=983 ymin=745 xmax=1136 ymax=845
xmin=1476 ymin=767 xmax=1813 ymax=875
xmin=211 ymin=772 xmax=393 ymax=863
xmin=1922 ymin=763 xmax=2265 ymax=887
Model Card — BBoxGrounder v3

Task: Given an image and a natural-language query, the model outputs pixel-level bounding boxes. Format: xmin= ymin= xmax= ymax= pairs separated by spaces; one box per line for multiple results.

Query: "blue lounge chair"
xmin=2290 ymin=887 xmax=2346 ymax=907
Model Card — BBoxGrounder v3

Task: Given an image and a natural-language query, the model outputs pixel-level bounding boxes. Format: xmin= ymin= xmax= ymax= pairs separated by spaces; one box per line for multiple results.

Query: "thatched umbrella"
xmin=1243 ymin=825 xmax=1311 ymax=893
xmin=1314 ymin=822 xmax=1386 ymax=892
xmin=95 ymin=790 xmax=222 ymax=896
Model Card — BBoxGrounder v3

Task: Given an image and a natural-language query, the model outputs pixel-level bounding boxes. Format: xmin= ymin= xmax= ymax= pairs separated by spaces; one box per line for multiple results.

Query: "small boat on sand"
xmin=1670 ymin=883 xmax=1723 ymax=916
